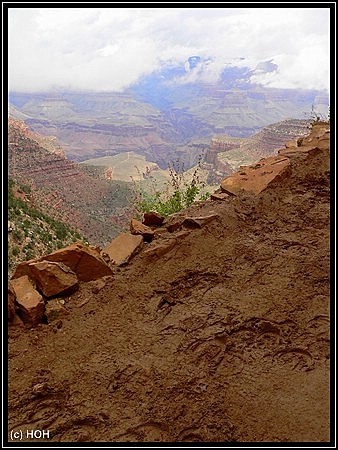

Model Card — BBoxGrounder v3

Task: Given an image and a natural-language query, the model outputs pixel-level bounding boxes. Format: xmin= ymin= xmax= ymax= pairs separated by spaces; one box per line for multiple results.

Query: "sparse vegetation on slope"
xmin=131 ymin=159 xmax=210 ymax=218
xmin=8 ymin=178 xmax=86 ymax=276
xmin=306 ymin=105 xmax=330 ymax=126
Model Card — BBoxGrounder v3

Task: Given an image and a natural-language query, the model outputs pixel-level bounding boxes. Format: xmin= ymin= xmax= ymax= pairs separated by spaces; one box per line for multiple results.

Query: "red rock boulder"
xmin=10 ymin=276 xmax=45 ymax=327
xmin=102 ymin=233 xmax=143 ymax=266
xmin=12 ymin=241 xmax=113 ymax=282
xmin=210 ymin=192 xmax=230 ymax=201
xmin=27 ymin=261 xmax=79 ymax=298
xmin=182 ymin=214 xmax=220 ymax=229
xmin=8 ymin=283 xmax=16 ymax=321
xmin=143 ymin=212 xmax=165 ymax=227
xmin=130 ymin=219 xmax=154 ymax=242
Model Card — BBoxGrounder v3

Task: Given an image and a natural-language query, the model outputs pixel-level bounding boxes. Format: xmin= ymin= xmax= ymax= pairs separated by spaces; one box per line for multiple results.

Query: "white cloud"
xmin=8 ymin=7 xmax=330 ymax=92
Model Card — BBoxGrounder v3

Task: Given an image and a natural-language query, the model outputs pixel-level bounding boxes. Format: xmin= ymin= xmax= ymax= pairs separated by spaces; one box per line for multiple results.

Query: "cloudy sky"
xmin=8 ymin=7 xmax=330 ymax=93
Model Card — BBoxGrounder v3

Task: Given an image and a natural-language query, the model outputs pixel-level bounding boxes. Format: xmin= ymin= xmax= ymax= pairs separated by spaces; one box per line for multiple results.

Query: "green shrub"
xmin=56 ymin=240 xmax=65 ymax=249
xmin=23 ymin=219 xmax=31 ymax=229
xmin=13 ymin=229 xmax=23 ymax=241
xmin=54 ymin=222 xmax=68 ymax=240
xmin=132 ymin=158 xmax=210 ymax=218
xmin=21 ymin=184 xmax=31 ymax=195
xmin=25 ymin=250 xmax=34 ymax=260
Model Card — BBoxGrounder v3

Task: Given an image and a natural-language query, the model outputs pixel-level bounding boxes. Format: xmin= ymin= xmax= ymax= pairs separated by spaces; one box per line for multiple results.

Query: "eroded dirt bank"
xmin=7 ymin=125 xmax=330 ymax=443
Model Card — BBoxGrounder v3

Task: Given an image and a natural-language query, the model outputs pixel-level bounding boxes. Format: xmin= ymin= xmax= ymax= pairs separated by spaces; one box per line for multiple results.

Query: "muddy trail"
xmin=7 ymin=125 xmax=331 ymax=443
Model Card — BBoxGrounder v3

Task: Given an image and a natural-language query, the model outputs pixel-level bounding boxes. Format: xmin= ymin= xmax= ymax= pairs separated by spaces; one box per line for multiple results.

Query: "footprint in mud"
xmin=192 ymin=339 xmax=244 ymax=377
xmin=232 ymin=318 xmax=302 ymax=355
xmin=28 ymin=400 xmax=60 ymax=426
xmin=176 ymin=422 xmax=234 ymax=442
xmin=254 ymin=330 xmax=281 ymax=350
xmin=107 ymin=363 xmax=143 ymax=393
xmin=114 ymin=431 xmax=141 ymax=442
xmin=229 ymin=318 xmax=285 ymax=350
xmin=214 ymin=353 xmax=244 ymax=377
xmin=279 ymin=319 xmax=298 ymax=338
xmin=273 ymin=347 xmax=314 ymax=371
xmin=58 ymin=426 xmax=95 ymax=442
xmin=54 ymin=414 xmax=110 ymax=442
xmin=304 ymin=315 xmax=330 ymax=363
xmin=184 ymin=317 xmax=313 ymax=377
xmin=308 ymin=337 xmax=330 ymax=362
xmin=195 ymin=341 xmax=223 ymax=362
xmin=177 ymin=427 xmax=204 ymax=442
xmin=115 ymin=421 xmax=169 ymax=442
xmin=191 ymin=340 xmax=225 ymax=373
xmin=307 ymin=315 xmax=330 ymax=337
xmin=10 ymin=392 xmax=67 ymax=440
xmin=227 ymin=328 xmax=256 ymax=351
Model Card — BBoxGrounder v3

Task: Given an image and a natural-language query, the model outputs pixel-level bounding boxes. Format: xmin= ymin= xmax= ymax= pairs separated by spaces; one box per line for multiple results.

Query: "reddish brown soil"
xmin=7 ymin=127 xmax=330 ymax=443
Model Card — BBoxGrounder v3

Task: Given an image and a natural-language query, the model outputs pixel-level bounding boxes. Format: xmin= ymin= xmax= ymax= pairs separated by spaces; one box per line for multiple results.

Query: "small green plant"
xmin=13 ymin=229 xmax=23 ymax=241
xmin=131 ymin=157 xmax=210 ymax=218
xmin=56 ymin=240 xmax=65 ymax=249
xmin=54 ymin=222 xmax=68 ymax=240
xmin=25 ymin=250 xmax=34 ymax=260
xmin=23 ymin=219 xmax=31 ymax=229
xmin=20 ymin=184 xmax=31 ymax=195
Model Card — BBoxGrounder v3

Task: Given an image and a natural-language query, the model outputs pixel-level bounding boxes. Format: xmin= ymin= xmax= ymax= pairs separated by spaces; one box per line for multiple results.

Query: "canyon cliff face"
xmin=25 ymin=118 xmax=175 ymax=167
xmin=202 ymin=119 xmax=311 ymax=183
xmin=9 ymin=83 xmax=328 ymax=170
xmin=8 ymin=118 xmax=130 ymax=246
xmin=9 ymin=92 xmax=190 ymax=168
xmin=8 ymin=117 xmax=66 ymax=158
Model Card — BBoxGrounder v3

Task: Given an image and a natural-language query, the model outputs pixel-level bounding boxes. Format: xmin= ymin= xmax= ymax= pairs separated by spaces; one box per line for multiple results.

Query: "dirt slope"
xmin=7 ymin=125 xmax=330 ymax=443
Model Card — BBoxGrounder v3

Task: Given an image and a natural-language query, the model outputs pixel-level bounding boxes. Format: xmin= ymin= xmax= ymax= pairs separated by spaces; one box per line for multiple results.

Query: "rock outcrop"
xmin=13 ymin=241 xmax=113 ymax=282
xmin=202 ymin=119 xmax=312 ymax=184
xmin=210 ymin=192 xmax=230 ymax=201
xmin=102 ymin=233 xmax=144 ymax=266
xmin=220 ymin=155 xmax=291 ymax=195
xmin=130 ymin=219 xmax=154 ymax=242
xmin=8 ymin=284 xmax=16 ymax=322
xmin=143 ymin=212 xmax=165 ymax=227
xmin=219 ymin=124 xmax=329 ymax=196
xmin=9 ymin=242 xmax=113 ymax=327
xmin=27 ymin=261 xmax=79 ymax=298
